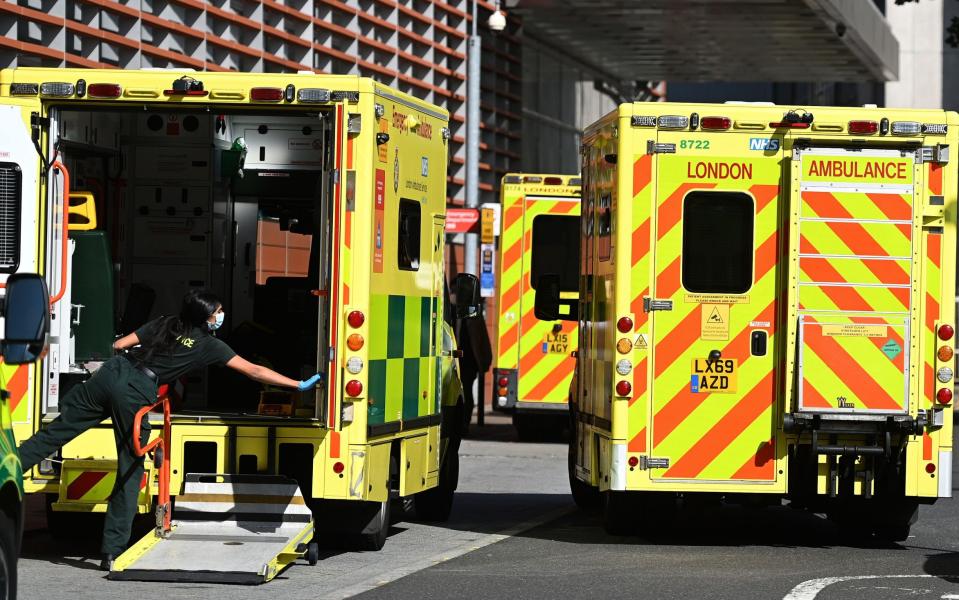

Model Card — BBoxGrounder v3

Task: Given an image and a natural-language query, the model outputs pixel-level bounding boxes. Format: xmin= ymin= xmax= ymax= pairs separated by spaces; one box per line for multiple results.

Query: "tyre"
xmin=512 ymin=413 xmax=538 ymax=441
xmin=0 ymin=508 xmax=17 ymax=600
xmin=414 ymin=447 xmax=458 ymax=522
xmin=306 ymin=542 xmax=319 ymax=566
xmin=603 ymin=491 xmax=637 ymax=536
xmin=343 ymin=499 xmax=390 ymax=551
xmin=568 ymin=414 xmax=600 ymax=510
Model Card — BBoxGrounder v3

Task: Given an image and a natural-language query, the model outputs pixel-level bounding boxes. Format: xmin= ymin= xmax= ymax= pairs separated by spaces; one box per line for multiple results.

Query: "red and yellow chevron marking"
xmin=798 ymin=190 xmax=912 ymax=314
xmin=799 ymin=316 xmax=907 ymax=413
xmin=496 ymin=200 xmax=527 ymax=369
xmin=494 ymin=179 xmax=580 ymax=405
xmin=627 ymin=154 xmax=653 ymax=453
xmin=924 ymin=232 xmax=942 ymax=408
xmin=647 ymin=153 xmax=781 ymax=482
xmin=1 ymin=363 xmax=30 ymax=422
xmin=66 ymin=470 xmax=111 ymax=501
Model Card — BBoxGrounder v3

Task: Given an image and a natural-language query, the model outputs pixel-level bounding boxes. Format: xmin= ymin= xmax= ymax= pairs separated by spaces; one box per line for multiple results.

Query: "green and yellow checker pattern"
xmin=367 ymin=294 xmax=438 ymax=425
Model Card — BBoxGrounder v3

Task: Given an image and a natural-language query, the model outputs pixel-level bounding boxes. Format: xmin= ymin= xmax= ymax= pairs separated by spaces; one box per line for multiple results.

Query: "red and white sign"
xmin=446 ymin=208 xmax=480 ymax=233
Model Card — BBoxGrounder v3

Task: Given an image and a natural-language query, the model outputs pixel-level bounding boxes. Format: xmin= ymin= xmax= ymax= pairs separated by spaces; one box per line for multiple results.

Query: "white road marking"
xmin=324 ymin=504 xmax=575 ymax=600
xmin=783 ymin=575 xmax=944 ymax=599
xmin=942 ymin=595 xmax=959 ymax=599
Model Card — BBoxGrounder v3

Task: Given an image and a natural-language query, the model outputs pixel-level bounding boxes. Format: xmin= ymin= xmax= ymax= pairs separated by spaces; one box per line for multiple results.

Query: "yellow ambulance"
xmin=536 ymin=103 xmax=956 ymax=541
xmin=492 ymin=174 xmax=580 ymax=439
xmin=0 ymin=67 xmax=472 ymax=580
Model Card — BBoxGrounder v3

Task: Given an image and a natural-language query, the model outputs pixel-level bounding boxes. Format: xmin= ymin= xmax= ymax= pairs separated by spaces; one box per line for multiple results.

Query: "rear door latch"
xmin=643 ymin=297 xmax=673 ymax=312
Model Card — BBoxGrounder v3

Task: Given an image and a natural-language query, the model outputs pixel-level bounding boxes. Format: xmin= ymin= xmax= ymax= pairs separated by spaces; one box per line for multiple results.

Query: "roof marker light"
xmin=40 ymin=82 xmax=75 ymax=97
xmin=250 ymin=87 xmax=284 ymax=102
xmin=543 ymin=176 xmax=563 ymax=185
xmin=9 ymin=83 xmax=39 ymax=96
xmin=298 ymin=88 xmax=330 ymax=103
xmin=700 ymin=116 xmax=731 ymax=131
xmin=891 ymin=121 xmax=921 ymax=135
xmin=658 ymin=115 xmax=689 ymax=129
xmin=848 ymin=120 xmax=878 ymax=135
xmin=87 ymin=83 xmax=122 ymax=98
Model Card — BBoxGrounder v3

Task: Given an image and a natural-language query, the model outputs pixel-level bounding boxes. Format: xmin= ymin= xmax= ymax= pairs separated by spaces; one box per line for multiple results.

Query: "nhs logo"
xmin=749 ymin=137 xmax=780 ymax=151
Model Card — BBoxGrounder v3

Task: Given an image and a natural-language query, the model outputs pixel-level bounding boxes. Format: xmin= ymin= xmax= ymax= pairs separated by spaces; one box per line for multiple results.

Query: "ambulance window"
xmin=681 ymin=192 xmax=753 ymax=294
xmin=530 ymin=214 xmax=579 ymax=292
xmin=398 ymin=199 xmax=421 ymax=271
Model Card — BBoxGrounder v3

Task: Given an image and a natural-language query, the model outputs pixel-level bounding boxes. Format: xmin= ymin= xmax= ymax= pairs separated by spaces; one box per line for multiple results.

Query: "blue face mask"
xmin=208 ymin=311 xmax=225 ymax=331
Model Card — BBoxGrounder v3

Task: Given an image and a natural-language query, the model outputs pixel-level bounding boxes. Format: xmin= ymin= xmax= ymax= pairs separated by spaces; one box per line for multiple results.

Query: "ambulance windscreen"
xmin=530 ymin=214 xmax=579 ymax=293
xmin=681 ymin=191 xmax=753 ymax=294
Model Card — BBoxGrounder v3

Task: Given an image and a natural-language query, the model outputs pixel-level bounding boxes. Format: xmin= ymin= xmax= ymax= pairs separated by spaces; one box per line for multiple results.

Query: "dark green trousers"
xmin=19 ymin=356 xmax=156 ymax=555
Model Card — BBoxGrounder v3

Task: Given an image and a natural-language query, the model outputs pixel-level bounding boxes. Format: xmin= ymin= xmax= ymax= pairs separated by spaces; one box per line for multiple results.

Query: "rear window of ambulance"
xmin=681 ymin=191 xmax=753 ymax=294
xmin=531 ymin=214 xmax=579 ymax=292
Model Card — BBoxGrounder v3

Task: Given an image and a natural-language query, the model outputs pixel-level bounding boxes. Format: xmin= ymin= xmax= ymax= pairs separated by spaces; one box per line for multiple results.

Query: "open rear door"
xmin=794 ymin=147 xmax=916 ymax=415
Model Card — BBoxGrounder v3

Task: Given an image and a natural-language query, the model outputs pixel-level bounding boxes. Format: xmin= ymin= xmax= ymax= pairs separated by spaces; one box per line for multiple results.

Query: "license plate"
xmin=542 ymin=332 xmax=571 ymax=354
xmin=690 ymin=358 xmax=738 ymax=393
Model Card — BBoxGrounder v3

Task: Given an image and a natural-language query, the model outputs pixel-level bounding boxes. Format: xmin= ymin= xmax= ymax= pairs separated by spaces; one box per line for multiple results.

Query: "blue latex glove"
xmin=297 ymin=373 xmax=323 ymax=391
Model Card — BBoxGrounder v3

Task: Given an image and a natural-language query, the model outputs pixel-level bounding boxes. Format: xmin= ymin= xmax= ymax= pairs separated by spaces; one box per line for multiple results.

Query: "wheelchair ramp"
xmin=110 ymin=474 xmax=315 ymax=584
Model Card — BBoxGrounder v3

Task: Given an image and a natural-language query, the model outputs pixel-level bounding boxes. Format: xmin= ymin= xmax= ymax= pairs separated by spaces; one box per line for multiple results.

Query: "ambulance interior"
xmin=46 ymin=107 xmax=335 ymax=421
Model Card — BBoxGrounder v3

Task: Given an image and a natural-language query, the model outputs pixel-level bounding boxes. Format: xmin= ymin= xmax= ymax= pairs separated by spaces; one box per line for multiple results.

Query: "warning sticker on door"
xmin=685 ymin=293 xmax=749 ymax=305
xmin=701 ymin=303 xmax=730 ymax=341
xmin=821 ymin=324 xmax=886 ymax=338
xmin=634 ymin=333 xmax=649 ymax=351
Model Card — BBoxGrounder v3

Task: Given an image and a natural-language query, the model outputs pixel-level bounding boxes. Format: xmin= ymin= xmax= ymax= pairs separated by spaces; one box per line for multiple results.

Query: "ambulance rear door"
xmin=646 ymin=127 xmax=785 ymax=489
xmin=793 ymin=147 xmax=917 ymax=417
xmin=517 ymin=195 xmax=579 ymax=406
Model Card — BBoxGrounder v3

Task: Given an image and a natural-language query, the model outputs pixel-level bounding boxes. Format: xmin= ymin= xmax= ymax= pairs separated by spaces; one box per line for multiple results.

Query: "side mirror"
xmin=3 ymin=274 xmax=50 ymax=365
xmin=534 ymin=274 xmax=578 ymax=322
xmin=453 ymin=273 xmax=481 ymax=319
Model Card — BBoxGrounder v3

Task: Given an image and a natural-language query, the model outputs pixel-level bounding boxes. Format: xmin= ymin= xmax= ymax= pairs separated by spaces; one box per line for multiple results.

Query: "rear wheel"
xmin=343 ymin=499 xmax=390 ymax=551
xmin=0 ymin=509 xmax=17 ymax=600
xmin=603 ymin=491 xmax=637 ymax=536
xmin=568 ymin=412 xmax=600 ymax=510
xmin=414 ymin=443 xmax=459 ymax=522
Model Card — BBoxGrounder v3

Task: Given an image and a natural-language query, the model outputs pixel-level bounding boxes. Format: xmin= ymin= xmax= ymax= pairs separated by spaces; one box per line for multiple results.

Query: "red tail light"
xmin=615 ymin=380 xmax=632 ymax=397
xmin=769 ymin=121 xmax=810 ymax=129
xmin=700 ymin=116 xmax=731 ymax=130
xmin=617 ymin=316 xmax=633 ymax=333
xmin=628 ymin=456 xmax=639 ymax=467
xmin=333 ymin=461 xmax=345 ymax=474
xmin=88 ymin=83 xmax=122 ymax=98
xmin=498 ymin=377 xmax=508 ymax=386
xmin=848 ymin=120 xmax=879 ymax=135
xmin=926 ymin=462 xmax=937 ymax=474
xmin=938 ymin=324 xmax=954 ymax=341
xmin=251 ymin=87 xmax=284 ymax=101
xmin=347 ymin=310 xmax=365 ymax=328
xmin=345 ymin=380 xmax=363 ymax=397
xmin=937 ymin=388 xmax=953 ymax=404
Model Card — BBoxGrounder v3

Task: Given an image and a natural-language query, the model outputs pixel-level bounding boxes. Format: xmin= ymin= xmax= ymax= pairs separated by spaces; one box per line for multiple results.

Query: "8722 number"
xmin=679 ymin=139 xmax=710 ymax=150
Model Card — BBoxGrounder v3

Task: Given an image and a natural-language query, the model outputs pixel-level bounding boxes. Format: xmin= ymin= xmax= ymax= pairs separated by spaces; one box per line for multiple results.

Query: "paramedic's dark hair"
xmin=133 ymin=290 xmax=222 ymax=362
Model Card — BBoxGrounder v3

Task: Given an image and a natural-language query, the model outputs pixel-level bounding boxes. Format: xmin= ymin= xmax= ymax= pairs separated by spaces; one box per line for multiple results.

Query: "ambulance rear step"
xmin=109 ymin=474 xmax=318 ymax=584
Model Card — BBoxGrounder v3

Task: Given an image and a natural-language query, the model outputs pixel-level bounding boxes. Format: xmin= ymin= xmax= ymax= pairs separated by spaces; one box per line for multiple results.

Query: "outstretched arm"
xmin=113 ymin=332 xmax=140 ymax=352
xmin=226 ymin=355 xmax=303 ymax=389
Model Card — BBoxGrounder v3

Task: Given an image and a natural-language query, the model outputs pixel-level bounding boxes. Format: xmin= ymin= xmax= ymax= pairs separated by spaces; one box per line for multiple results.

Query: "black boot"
xmin=99 ymin=554 xmax=116 ymax=572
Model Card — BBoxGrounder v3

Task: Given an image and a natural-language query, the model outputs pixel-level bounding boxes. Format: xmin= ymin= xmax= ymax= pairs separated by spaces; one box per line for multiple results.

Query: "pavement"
xmin=15 ymin=411 xmax=959 ymax=599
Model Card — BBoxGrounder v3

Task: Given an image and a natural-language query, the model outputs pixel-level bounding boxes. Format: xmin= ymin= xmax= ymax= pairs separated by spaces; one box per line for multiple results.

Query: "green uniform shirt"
xmin=132 ymin=319 xmax=237 ymax=384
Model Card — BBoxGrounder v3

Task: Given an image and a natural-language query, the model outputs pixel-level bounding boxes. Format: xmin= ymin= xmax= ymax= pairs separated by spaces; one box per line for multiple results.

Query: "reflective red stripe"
xmin=67 ymin=471 xmax=108 ymax=500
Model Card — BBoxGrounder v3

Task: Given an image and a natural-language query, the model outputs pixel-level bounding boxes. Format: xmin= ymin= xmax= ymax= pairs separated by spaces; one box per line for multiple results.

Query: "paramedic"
xmin=17 ymin=290 xmax=323 ymax=570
